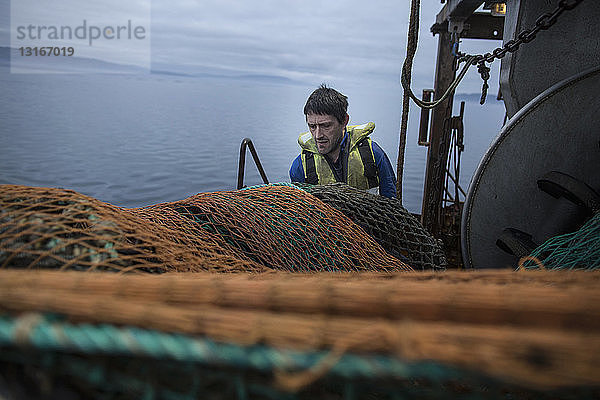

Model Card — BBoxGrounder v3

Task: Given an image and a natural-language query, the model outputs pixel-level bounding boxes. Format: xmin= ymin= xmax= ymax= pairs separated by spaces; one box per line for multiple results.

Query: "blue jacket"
xmin=289 ymin=132 xmax=397 ymax=198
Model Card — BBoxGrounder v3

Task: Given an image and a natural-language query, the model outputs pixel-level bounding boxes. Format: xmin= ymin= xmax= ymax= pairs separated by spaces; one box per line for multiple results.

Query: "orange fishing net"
xmin=0 ymin=184 xmax=412 ymax=273
xmin=1 ymin=269 xmax=599 ymax=390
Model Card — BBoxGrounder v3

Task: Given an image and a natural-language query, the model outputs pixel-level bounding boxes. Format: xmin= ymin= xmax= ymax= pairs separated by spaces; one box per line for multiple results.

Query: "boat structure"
xmin=403 ymin=0 xmax=600 ymax=271
xmin=0 ymin=0 xmax=599 ymax=399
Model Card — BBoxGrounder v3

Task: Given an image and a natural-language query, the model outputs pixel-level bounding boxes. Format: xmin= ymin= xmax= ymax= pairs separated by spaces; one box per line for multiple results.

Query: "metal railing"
xmin=237 ymin=138 xmax=269 ymax=190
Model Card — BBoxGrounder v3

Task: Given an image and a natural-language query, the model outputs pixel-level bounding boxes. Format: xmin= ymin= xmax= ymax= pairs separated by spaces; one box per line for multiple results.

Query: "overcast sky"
xmin=0 ymin=0 xmax=501 ymax=93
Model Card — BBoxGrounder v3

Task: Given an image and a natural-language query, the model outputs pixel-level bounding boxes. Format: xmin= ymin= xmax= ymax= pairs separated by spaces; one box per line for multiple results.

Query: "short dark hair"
xmin=303 ymin=84 xmax=348 ymax=124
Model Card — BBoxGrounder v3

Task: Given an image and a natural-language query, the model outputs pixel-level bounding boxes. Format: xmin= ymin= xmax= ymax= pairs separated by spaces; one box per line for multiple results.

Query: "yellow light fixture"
xmin=491 ymin=3 xmax=507 ymax=16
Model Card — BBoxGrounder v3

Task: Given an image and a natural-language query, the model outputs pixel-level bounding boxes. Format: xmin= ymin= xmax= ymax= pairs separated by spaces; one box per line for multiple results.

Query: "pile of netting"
xmin=291 ymin=182 xmax=446 ymax=270
xmin=520 ymin=211 xmax=600 ymax=271
xmin=0 ymin=270 xmax=599 ymax=399
xmin=0 ymin=184 xmax=421 ymax=273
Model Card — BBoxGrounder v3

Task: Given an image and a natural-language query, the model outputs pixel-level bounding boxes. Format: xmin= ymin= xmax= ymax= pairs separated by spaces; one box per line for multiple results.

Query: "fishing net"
xmin=0 ymin=270 xmax=598 ymax=399
xmin=0 ymin=184 xmax=412 ymax=273
xmin=291 ymin=182 xmax=446 ymax=270
xmin=519 ymin=211 xmax=600 ymax=271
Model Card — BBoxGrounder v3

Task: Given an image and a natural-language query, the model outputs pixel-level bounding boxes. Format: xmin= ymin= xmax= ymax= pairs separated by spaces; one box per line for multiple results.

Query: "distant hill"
xmin=234 ymin=74 xmax=301 ymax=85
xmin=151 ymin=60 xmax=305 ymax=85
xmin=454 ymin=92 xmax=503 ymax=103
xmin=2 ymin=46 xmax=148 ymax=74
xmin=2 ymin=46 xmax=306 ymax=84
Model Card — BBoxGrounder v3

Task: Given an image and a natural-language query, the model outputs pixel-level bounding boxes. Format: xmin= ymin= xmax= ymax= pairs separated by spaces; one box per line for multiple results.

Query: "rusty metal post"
xmin=420 ymin=30 xmax=456 ymax=236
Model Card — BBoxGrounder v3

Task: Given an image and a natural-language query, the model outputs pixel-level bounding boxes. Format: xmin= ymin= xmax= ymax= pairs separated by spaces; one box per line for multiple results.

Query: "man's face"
xmin=306 ymin=113 xmax=345 ymax=155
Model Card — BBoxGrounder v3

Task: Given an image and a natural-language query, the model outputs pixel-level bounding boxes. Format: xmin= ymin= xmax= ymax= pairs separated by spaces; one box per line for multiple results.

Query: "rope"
xmin=518 ymin=256 xmax=545 ymax=271
xmin=0 ymin=313 xmax=481 ymax=382
xmin=397 ymin=0 xmax=475 ymax=200
xmin=402 ymin=56 xmax=478 ymax=110
xmin=275 ymin=323 xmax=406 ymax=391
xmin=1 ymin=312 xmax=595 ymax=399
xmin=396 ymin=0 xmax=421 ymax=200
xmin=399 ymin=0 xmax=477 ymax=110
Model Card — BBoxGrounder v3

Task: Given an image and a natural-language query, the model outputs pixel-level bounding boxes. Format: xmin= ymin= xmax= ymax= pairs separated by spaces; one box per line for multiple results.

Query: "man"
xmin=289 ymin=84 xmax=397 ymax=198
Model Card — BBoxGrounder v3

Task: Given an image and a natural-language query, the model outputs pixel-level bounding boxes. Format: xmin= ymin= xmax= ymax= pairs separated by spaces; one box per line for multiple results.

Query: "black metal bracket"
xmin=418 ymin=89 xmax=434 ymax=146
xmin=237 ymin=138 xmax=269 ymax=190
xmin=537 ymin=171 xmax=600 ymax=215
xmin=432 ymin=12 xmax=504 ymax=40
xmin=496 ymin=228 xmax=539 ymax=258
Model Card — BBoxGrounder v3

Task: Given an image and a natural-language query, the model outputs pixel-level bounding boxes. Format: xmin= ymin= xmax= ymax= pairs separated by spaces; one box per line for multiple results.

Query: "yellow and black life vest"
xmin=298 ymin=122 xmax=379 ymax=190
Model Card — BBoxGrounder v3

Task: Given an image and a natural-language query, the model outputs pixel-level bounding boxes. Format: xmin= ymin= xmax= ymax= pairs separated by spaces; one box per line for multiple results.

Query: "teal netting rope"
xmin=0 ymin=313 xmax=594 ymax=400
xmin=240 ymin=182 xmax=300 ymax=191
xmin=241 ymin=183 xmax=446 ymax=271
xmin=520 ymin=212 xmax=600 ymax=271
xmin=0 ymin=313 xmax=468 ymax=382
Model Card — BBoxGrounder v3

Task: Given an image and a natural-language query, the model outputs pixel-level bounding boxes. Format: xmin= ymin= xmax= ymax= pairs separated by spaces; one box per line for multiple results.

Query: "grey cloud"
xmin=149 ymin=0 xmax=422 ymax=83
xmin=1 ymin=0 xmax=499 ymax=93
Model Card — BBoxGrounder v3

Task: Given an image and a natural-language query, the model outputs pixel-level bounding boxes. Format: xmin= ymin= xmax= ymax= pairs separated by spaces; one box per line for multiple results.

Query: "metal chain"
xmin=402 ymin=0 xmax=585 ymax=109
xmin=458 ymin=0 xmax=584 ymax=65
xmin=465 ymin=0 xmax=584 ymax=104
xmin=477 ymin=62 xmax=490 ymax=105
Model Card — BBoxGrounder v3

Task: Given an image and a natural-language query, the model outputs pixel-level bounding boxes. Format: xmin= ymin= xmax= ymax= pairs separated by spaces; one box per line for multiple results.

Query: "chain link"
xmin=458 ymin=0 xmax=584 ymax=66
xmin=452 ymin=0 xmax=585 ymax=104
xmin=403 ymin=0 xmax=585 ymax=110
xmin=402 ymin=1 xmax=585 ymax=111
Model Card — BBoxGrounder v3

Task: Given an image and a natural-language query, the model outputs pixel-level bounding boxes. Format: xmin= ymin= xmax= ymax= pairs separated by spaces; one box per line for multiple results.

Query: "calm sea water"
xmin=0 ymin=71 xmax=505 ymax=212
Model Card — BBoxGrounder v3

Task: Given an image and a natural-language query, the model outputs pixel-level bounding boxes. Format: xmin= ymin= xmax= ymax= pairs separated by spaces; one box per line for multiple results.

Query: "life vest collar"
xmin=298 ymin=122 xmax=375 ymax=154
xmin=298 ymin=122 xmax=379 ymax=190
